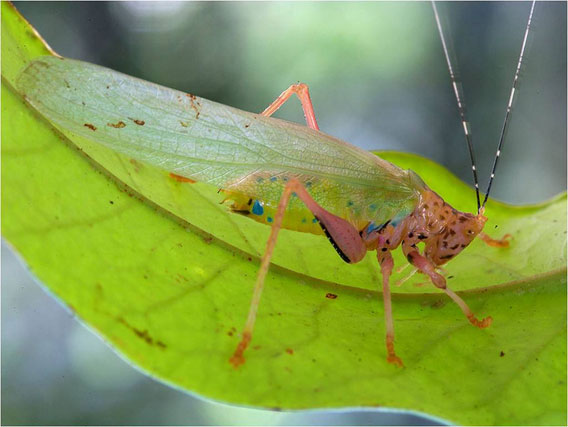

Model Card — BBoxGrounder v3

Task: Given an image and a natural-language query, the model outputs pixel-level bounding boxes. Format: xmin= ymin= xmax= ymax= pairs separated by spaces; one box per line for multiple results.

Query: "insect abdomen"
xmin=227 ymin=192 xmax=325 ymax=235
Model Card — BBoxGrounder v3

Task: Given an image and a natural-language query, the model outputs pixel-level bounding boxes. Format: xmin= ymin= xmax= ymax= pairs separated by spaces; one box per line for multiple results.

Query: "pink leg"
xmin=377 ymin=250 xmax=404 ymax=367
xmin=261 ymin=83 xmax=319 ymax=130
xmin=479 ymin=232 xmax=512 ymax=248
xmin=403 ymin=247 xmax=492 ymax=329
xmin=230 ymin=179 xmax=366 ymax=367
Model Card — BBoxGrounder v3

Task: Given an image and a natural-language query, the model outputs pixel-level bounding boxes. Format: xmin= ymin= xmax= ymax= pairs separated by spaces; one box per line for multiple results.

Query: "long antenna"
xmin=431 ymin=1 xmax=481 ymax=213
xmin=482 ymin=0 xmax=536 ymax=209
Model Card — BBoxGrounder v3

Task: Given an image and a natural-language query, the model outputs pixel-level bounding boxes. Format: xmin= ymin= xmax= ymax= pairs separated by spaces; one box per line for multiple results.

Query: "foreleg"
xmin=402 ymin=246 xmax=492 ymax=328
xmin=479 ymin=232 xmax=512 ymax=248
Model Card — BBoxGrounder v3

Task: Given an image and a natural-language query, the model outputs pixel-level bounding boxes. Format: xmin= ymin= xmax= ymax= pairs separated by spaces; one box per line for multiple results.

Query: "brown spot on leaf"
xmin=431 ymin=299 xmax=446 ymax=309
xmin=116 ymin=316 xmax=165 ymax=349
xmin=130 ymin=118 xmax=145 ymax=126
xmin=500 ymin=351 xmax=505 ymax=357
xmin=325 ymin=293 xmax=338 ymax=299
xmin=285 ymin=348 xmax=294 ymax=355
xmin=169 ymin=173 xmax=196 ymax=183
xmin=108 ymin=121 xmax=126 ymax=128
xmin=84 ymin=123 xmax=97 ymax=131
xmin=180 ymin=120 xmax=189 ymax=127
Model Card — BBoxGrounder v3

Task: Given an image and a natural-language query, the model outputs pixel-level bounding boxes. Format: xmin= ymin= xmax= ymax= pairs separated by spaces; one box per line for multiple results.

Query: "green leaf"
xmin=2 ymin=3 xmax=566 ymax=425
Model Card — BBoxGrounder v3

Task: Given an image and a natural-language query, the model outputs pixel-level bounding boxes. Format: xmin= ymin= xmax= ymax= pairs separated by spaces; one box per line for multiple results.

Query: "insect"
xmin=15 ymin=1 xmax=535 ymax=368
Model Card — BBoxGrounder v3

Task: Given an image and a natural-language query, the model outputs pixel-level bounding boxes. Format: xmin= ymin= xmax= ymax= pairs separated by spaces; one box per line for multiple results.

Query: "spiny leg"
xmin=403 ymin=246 xmax=492 ymax=329
xmin=261 ymin=83 xmax=319 ymax=130
xmin=230 ymin=179 xmax=367 ymax=367
xmin=479 ymin=232 xmax=512 ymax=248
xmin=377 ymin=250 xmax=404 ymax=367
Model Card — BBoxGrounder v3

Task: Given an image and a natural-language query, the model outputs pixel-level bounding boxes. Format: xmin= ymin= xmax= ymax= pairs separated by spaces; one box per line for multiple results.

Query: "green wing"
xmin=17 ymin=56 xmax=423 ymax=227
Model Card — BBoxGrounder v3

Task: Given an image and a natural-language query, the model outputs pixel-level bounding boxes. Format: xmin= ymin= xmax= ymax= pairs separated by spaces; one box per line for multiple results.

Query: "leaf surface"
xmin=2 ymin=4 xmax=566 ymax=425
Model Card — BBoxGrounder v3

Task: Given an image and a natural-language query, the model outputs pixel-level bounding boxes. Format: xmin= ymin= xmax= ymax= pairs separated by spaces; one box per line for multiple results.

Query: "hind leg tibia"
xmin=377 ymin=249 xmax=404 ymax=367
xmin=230 ymin=179 xmax=367 ymax=367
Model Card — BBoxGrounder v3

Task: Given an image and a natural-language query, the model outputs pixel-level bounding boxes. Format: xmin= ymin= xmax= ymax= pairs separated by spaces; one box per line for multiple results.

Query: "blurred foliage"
xmin=2 ymin=2 xmax=567 ymax=425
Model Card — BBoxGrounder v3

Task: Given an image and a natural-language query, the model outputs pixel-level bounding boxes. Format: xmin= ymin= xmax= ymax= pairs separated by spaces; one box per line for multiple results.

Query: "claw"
xmin=230 ymin=331 xmax=251 ymax=368
xmin=468 ymin=314 xmax=493 ymax=328
xmin=387 ymin=353 xmax=405 ymax=367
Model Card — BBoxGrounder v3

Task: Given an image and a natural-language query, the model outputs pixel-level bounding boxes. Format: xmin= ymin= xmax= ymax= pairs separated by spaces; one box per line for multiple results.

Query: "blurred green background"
xmin=3 ymin=1 xmax=566 ymax=425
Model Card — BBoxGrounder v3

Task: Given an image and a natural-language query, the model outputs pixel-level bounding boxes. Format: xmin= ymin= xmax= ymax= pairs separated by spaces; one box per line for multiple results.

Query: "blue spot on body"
xmin=270 ymin=176 xmax=277 ymax=182
xmin=312 ymin=218 xmax=318 ymax=223
xmin=267 ymin=217 xmax=273 ymax=223
xmin=370 ymin=203 xmax=377 ymax=210
xmin=347 ymin=200 xmax=354 ymax=207
xmin=252 ymin=200 xmax=264 ymax=215
xmin=256 ymin=177 xmax=264 ymax=183
xmin=302 ymin=218 xmax=307 ymax=223
xmin=366 ymin=222 xmax=379 ymax=234
xmin=306 ymin=182 xmax=312 ymax=188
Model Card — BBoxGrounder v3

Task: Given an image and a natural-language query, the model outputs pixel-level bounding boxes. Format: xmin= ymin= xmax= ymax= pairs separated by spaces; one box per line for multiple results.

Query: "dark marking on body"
xmin=84 ymin=123 xmax=97 ymax=131
xmin=63 ymin=79 xmax=71 ymax=88
xmin=316 ymin=216 xmax=351 ymax=263
xmin=406 ymin=253 xmax=414 ymax=263
xmin=245 ymin=123 xmax=250 ymax=128
xmin=500 ymin=351 xmax=505 ymax=357
xmin=108 ymin=121 xmax=126 ymax=128
xmin=325 ymin=293 xmax=338 ymax=299
xmin=109 ymin=200 xmax=114 ymax=205
xmin=440 ymin=254 xmax=453 ymax=260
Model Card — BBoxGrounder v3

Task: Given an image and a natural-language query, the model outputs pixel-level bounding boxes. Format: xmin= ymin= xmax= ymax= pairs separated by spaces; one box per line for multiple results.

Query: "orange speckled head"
xmin=413 ymin=189 xmax=488 ymax=266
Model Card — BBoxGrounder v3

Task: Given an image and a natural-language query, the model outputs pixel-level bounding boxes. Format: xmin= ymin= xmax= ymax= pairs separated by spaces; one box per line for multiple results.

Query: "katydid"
xmin=15 ymin=1 xmax=535 ymax=368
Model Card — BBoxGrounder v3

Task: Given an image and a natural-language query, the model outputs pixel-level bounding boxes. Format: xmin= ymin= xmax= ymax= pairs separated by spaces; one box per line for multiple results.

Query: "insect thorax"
xmin=392 ymin=189 xmax=487 ymax=266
